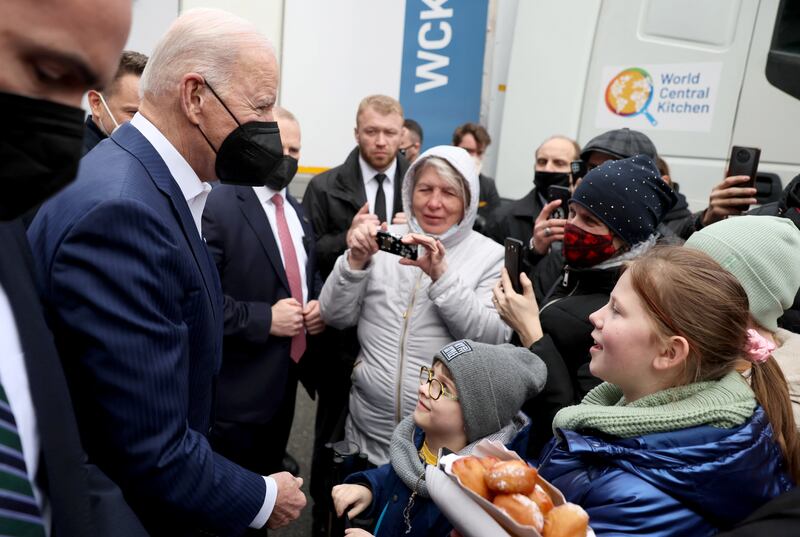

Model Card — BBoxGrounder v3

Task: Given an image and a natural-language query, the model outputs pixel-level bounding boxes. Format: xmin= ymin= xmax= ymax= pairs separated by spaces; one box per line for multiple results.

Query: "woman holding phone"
xmin=493 ymin=154 xmax=678 ymax=457
xmin=319 ymin=145 xmax=510 ymax=465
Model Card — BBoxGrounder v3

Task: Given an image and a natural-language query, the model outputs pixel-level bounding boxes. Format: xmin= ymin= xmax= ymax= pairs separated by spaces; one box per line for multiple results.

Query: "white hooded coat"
xmin=319 ymin=145 xmax=512 ymax=464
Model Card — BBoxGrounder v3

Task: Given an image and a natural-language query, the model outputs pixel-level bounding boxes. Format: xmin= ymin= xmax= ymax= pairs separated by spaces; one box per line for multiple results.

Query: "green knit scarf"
xmin=553 ymin=371 xmax=757 ymax=438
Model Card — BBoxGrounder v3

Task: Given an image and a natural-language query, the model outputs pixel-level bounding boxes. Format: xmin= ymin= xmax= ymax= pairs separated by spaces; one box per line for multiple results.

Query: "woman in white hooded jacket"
xmin=319 ymin=145 xmax=512 ymax=464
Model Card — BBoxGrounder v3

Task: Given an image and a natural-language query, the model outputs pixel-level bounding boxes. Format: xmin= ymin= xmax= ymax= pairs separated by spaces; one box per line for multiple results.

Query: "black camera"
xmin=376 ymin=230 xmax=418 ymax=260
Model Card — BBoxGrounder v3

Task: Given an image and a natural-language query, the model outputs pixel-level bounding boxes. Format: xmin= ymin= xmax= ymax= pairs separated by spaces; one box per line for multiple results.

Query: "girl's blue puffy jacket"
xmin=537 ymin=407 xmax=795 ymax=537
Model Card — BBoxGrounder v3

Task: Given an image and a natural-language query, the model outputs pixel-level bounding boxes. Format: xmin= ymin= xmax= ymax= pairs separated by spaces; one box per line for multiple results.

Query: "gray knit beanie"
xmin=685 ymin=215 xmax=800 ymax=331
xmin=432 ymin=340 xmax=547 ymax=443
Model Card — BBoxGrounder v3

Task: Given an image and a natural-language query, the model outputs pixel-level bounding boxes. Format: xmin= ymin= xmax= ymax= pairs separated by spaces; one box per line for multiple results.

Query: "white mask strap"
xmin=97 ymin=92 xmax=120 ymax=133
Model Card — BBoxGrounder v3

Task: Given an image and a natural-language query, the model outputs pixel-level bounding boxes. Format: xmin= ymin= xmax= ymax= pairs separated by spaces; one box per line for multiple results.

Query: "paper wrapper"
xmin=425 ymin=439 xmax=594 ymax=537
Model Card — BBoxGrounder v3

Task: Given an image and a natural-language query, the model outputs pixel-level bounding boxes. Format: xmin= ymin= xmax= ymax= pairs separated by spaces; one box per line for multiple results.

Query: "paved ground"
xmin=282 ymin=387 xmax=317 ymax=536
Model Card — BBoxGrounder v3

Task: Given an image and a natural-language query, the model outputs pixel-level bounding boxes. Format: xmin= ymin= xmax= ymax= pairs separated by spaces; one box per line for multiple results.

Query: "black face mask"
xmin=533 ymin=171 xmax=571 ymax=192
xmin=198 ymin=82 xmax=298 ymax=189
xmin=0 ymin=91 xmax=85 ymax=221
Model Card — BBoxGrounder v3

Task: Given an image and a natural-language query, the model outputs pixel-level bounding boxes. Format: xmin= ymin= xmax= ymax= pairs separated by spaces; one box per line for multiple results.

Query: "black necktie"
xmin=374 ymin=173 xmax=387 ymax=223
xmin=0 ymin=383 xmax=46 ymax=536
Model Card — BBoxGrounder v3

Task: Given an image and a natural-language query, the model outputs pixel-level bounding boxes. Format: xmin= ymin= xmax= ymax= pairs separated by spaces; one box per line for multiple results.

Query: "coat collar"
xmin=111 ymin=123 xmax=220 ymax=321
xmin=329 ymin=147 xmax=409 ymax=215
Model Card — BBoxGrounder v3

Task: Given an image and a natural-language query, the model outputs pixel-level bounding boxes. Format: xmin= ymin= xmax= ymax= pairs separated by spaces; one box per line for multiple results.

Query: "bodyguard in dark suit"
xmin=202 ymin=108 xmax=324 ymax=491
xmin=27 ymin=9 xmax=305 ymax=536
xmin=0 ymin=1 xmax=149 ymax=535
xmin=486 ymin=135 xmax=580 ymax=246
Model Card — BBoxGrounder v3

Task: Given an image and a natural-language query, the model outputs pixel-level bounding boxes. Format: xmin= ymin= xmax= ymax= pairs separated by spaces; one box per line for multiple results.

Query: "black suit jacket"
xmin=301 ymin=147 xmax=408 ymax=279
xmin=0 ymin=220 xmax=147 ymax=537
xmin=202 ymin=185 xmax=323 ymax=424
xmin=486 ymin=187 xmax=545 ymax=245
xmin=81 ymin=115 xmax=106 ymax=156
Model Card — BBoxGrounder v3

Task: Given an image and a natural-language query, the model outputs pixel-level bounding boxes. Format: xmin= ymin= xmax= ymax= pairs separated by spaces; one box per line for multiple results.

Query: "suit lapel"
xmin=237 ymin=187 xmax=290 ymax=294
xmin=328 ymin=148 xmax=367 ymax=211
xmin=0 ymin=221 xmax=92 ymax=536
xmin=392 ymin=156 xmax=409 ymax=216
xmin=112 ymin=124 xmax=220 ymax=321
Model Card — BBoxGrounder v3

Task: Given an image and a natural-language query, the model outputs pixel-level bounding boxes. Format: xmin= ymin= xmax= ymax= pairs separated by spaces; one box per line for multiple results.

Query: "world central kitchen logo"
xmin=605 ymin=67 xmax=712 ymax=126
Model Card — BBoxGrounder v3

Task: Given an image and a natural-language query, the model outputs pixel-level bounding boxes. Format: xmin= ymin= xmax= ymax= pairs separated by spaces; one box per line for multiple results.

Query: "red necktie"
xmin=271 ymin=194 xmax=306 ymax=362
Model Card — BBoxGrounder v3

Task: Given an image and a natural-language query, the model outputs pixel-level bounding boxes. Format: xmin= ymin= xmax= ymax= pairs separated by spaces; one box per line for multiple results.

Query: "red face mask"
xmin=562 ymin=222 xmax=617 ymax=268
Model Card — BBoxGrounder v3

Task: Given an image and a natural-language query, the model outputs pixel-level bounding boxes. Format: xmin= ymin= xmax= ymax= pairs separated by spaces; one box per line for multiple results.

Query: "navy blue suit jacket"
xmin=27 ymin=123 xmax=265 ymax=536
xmin=202 ymin=185 xmax=323 ymax=424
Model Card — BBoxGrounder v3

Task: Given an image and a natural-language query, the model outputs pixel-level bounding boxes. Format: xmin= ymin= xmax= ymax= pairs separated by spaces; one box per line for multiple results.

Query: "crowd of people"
xmin=2 ymin=1 xmax=800 ymax=537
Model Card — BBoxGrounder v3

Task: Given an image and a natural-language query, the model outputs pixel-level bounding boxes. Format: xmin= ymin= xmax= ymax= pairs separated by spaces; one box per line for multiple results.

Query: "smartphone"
xmin=547 ymin=185 xmax=571 ymax=220
xmin=728 ymin=146 xmax=761 ymax=188
xmin=504 ymin=238 xmax=524 ymax=294
xmin=570 ymin=160 xmax=587 ymax=182
xmin=376 ymin=230 xmax=418 ymax=260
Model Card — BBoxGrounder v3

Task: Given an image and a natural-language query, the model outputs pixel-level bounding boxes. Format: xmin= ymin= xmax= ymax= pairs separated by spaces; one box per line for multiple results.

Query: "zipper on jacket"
xmin=540 ymin=276 xmax=580 ymax=314
xmin=396 ymin=272 xmax=424 ymax=424
xmin=562 ymin=267 xmax=570 ymax=287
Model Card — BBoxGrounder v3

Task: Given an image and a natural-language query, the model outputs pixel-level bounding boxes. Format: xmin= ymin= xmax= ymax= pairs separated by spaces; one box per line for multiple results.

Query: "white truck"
xmin=125 ymin=0 xmax=799 ymax=208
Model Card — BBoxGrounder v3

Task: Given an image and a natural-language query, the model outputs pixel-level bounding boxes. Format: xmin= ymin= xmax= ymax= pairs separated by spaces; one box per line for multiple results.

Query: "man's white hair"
xmin=140 ymin=8 xmax=274 ymax=97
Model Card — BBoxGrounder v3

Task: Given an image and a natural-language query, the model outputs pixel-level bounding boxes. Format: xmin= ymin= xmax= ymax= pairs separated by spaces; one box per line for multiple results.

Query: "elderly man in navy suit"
xmin=28 ymin=8 xmax=305 ymax=537
xmin=202 ymin=107 xmax=324 ymax=510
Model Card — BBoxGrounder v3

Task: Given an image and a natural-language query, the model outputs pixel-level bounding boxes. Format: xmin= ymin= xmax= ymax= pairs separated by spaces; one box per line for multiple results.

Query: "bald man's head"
xmin=0 ymin=0 xmax=131 ymax=107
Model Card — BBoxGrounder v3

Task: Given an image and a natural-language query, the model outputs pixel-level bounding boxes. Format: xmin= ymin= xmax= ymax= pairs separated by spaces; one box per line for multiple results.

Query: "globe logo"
xmin=605 ymin=67 xmax=658 ymax=126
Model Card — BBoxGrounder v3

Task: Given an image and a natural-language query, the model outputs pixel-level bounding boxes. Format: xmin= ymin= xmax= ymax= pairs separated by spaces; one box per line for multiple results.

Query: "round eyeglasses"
xmin=419 ymin=366 xmax=458 ymax=401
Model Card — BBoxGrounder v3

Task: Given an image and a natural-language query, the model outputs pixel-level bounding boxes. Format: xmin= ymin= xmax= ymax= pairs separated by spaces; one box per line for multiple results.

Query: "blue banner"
xmin=399 ymin=0 xmax=490 ymax=150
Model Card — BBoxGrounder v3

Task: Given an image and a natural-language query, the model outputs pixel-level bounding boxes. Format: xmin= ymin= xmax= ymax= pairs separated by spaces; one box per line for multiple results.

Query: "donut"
xmin=451 ymin=456 xmax=492 ymax=500
xmin=529 ymin=483 xmax=555 ymax=515
xmin=493 ymin=493 xmax=544 ymax=531
xmin=485 ymin=460 xmax=538 ymax=495
xmin=479 ymin=456 xmax=500 ymax=471
xmin=543 ymin=503 xmax=589 ymax=537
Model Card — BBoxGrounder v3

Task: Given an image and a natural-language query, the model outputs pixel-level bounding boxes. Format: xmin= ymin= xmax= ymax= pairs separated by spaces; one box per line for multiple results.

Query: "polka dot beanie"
xmin=571 ymin=154 xmax=677 ymax=245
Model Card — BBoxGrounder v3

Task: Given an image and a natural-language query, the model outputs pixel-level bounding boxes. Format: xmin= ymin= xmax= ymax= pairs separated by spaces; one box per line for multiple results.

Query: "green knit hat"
xmin=685 ymin=215 xmax=800 ymax=331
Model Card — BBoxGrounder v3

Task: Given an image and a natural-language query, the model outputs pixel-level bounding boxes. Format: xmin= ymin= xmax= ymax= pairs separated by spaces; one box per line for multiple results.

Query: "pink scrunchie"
xmin=744 ymin=329 xmax=776 ymax=364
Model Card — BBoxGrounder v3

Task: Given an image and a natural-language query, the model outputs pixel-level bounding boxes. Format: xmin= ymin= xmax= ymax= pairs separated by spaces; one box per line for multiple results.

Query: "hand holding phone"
xmin=727 ymin=146 xmax=760 ymax=189
xmin=701 ymin=145 xmax=761 ymax=227
xmin=376 ymin=230 xmax=418 ymax=260
xmin=546 ymin=185 xmax=571 ymax=220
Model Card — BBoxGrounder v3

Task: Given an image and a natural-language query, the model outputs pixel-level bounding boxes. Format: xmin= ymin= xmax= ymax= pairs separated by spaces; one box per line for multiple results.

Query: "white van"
xmin=494 ymin=0 xmax=800 ymax=209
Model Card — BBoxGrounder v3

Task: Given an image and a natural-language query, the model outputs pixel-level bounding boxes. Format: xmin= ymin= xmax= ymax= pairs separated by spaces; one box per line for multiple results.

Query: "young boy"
xmin=332 ymin=340 xmax=547 ymax=537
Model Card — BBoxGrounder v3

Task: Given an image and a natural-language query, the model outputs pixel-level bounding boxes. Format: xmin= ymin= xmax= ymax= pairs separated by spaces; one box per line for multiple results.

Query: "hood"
xmin=402 ymin=145 xmax=479 ymax=248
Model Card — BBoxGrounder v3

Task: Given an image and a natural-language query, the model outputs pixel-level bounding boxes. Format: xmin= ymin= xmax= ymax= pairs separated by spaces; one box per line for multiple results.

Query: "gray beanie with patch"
xmin=433 ymin=340 xmax=547 ymax=443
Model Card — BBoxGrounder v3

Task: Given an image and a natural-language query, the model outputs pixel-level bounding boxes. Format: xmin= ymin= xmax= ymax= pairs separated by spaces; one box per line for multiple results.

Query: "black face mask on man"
xmin=0 ymin=91 xmax=86 ymax=221
xmin=533 ymin=170 xmax=571 ymax=192
xmin=196 ymin=81 xmax=297 ymax=189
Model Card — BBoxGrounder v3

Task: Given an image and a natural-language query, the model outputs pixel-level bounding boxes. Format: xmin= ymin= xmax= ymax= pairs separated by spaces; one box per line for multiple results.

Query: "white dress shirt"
xmin=253 ymin=187 xmax=308 ymax=304
xmin=129 ymin=113 xmax=276 ymax=528
xmin=0 ymin=284 xmax=51 ymax=535
xmin=130 ymin=113 xmax=212 ymax=236
xmin=359 ymin=155 xmax=397 ymax=222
